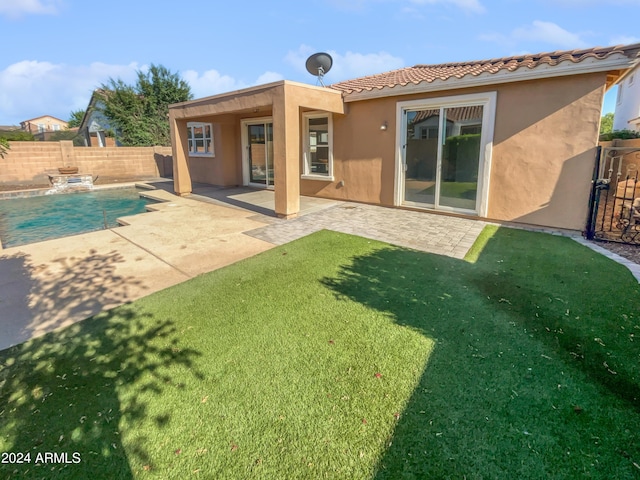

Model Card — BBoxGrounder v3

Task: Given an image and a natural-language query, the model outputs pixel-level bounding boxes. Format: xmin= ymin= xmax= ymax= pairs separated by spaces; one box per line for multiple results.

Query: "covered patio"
xmin=169 ymin=80 xmax=344 ymax=218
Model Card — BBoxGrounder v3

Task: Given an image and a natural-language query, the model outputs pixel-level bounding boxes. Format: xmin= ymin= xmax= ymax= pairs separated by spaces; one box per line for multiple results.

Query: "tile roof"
xmin=330 ymin=43 xmax=640 ymax=96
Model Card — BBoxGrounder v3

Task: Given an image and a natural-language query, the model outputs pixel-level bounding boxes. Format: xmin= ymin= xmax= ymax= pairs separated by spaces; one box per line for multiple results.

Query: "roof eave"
xmin=169 ymin=80 xmax=341 ymax=111
xmin=341 ymin=54 xmax=636 ymax=102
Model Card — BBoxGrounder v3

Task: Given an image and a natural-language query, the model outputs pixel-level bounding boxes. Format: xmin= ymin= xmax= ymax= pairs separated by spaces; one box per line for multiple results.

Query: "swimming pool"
xmin=0 ymin=187 xmax=155 ymax=248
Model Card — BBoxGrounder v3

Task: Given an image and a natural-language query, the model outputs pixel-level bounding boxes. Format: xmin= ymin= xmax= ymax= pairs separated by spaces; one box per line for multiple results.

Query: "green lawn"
xmin=1 ymin=227 xmax=639 ymax=479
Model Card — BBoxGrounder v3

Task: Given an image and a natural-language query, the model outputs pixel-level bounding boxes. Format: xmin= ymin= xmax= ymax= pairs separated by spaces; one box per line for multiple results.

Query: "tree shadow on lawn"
xmin=0 ymin=248 xmax=148 ymax=350
xmin=0 ymin=304 xmax=203 ymax=479
xmin=322 ymin=228 xmax=640 ymax=479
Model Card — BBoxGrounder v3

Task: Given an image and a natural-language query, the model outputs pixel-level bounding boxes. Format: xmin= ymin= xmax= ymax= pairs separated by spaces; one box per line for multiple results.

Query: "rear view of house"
xmin=169 ymin=43 xmax=640 ymax=231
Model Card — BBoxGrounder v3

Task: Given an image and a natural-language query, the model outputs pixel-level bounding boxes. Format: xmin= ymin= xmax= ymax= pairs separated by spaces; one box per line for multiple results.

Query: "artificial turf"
xmin=0 ymin=227 xmax=638 ymax=479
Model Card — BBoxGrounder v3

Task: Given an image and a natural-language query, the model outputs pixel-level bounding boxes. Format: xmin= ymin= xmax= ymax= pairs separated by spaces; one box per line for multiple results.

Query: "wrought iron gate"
xmin=586 ymin=145 xmax=640 ymax=244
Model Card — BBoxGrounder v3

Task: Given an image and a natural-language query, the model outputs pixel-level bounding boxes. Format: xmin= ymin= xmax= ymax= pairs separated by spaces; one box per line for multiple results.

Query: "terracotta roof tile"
xmin=330 ymin=43 xmax=640 ymax=95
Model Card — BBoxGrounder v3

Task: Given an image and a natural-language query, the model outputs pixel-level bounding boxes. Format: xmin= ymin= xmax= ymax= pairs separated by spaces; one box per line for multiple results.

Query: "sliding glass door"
xmin=440 ymin=105 xmax=483 ymax=210
xmin=402 ymin=97 xmax=490 ymax=214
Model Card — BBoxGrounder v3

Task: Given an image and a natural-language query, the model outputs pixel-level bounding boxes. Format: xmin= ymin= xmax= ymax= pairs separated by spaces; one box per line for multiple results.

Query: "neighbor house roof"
xmin=20 ymin=115 xmax=67 ymax=124
xmin=78 ymin=89 xmax=110 ymax=132
xmin=331 ymin=43 xmax=640 ymax=101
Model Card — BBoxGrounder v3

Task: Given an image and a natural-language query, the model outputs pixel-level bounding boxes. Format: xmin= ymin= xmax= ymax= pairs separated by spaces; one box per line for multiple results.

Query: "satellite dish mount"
xmin=305 ymin=52 xmax=333 ymax=87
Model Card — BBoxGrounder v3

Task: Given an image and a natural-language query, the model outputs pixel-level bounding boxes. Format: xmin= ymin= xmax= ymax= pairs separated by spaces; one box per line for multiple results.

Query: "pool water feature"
xmin=0 ymin=187 xmax=156 ymax=248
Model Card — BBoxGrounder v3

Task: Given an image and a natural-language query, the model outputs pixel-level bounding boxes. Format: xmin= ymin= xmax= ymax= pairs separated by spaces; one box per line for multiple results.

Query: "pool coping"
xmin=0 ymin=182 xmax=147 ymax=201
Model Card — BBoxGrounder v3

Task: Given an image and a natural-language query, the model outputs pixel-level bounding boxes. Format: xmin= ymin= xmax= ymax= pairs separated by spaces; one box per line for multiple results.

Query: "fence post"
xmin=585 ymin=146 xmax=602 ymax=240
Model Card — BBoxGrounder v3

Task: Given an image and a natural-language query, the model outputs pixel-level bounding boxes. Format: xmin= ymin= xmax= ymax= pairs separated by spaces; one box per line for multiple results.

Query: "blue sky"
xmin=0 ymin=0 xmax=638 ymax=125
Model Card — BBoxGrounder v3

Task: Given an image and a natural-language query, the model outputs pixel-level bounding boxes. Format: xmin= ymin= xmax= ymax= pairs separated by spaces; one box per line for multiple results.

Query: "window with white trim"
xmin=302 ymin=113 xmax=333 ymax=179
xmin=187 ymin=122 xmax=214 ymax=156
xmin=617 ymin=84 xmax=623 ymax=105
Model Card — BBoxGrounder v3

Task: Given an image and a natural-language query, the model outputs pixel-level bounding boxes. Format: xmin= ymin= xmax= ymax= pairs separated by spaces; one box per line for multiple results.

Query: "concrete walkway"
xmin=0 ymin=187 xmax=275 ymax=350
xmin=0 ymin=185 xmax=486 ymax=351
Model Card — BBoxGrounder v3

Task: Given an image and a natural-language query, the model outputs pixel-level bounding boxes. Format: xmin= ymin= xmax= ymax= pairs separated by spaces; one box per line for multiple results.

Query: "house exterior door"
xmin=396 ymin=92 xmax=496 ymax=216
xmin=242 ymin=118 xmax=274 ymax=188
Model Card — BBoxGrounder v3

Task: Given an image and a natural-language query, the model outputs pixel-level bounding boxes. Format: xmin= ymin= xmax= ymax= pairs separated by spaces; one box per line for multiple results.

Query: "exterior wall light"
xmin=380 ymin=121 xmax=388 ymax=131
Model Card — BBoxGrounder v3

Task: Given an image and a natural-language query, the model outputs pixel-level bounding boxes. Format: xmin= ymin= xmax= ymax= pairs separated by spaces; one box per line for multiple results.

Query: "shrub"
xmin=599 ymin=129 xmax=640 ymax=141
xmin=0 ymin=130 xmax=35 ymax=141
xmin=50 ymin=130 xmax=85 ymax=146
xmin=0 ymin=138 xmax=8 ymax=158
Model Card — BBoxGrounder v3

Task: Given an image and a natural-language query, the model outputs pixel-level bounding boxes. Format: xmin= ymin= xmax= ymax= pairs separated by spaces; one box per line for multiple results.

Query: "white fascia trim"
xmin=344 ymin=55 xmax=634 ymax=103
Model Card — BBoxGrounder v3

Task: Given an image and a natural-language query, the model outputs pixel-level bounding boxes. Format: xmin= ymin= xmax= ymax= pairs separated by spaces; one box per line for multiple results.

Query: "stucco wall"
xmin=181 ymin=113 xmax=265 ymax=187
xmin=301 ymin=73 xmax=606 ymax=230
xmin=488 ymin=74 xmax=605 ymax=230
xmin=0 ymin=141 xmax=172 ymax=185
xmin=171 ymin=76 xmax=606 ymax=230
xmin=301 ymin=96 xmax=396 ymax=205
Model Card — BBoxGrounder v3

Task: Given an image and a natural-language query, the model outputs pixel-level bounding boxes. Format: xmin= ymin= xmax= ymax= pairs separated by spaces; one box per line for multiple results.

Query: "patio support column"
xmin=272 ymin=85 xmax=300 ymax=218
xmin=170 ymin=114 xmax=192 ymax=196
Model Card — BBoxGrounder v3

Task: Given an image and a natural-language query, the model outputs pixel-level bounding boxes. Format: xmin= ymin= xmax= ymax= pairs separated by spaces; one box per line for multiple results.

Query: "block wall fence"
xmin=0 ymin=141 xmax=173 ymax=185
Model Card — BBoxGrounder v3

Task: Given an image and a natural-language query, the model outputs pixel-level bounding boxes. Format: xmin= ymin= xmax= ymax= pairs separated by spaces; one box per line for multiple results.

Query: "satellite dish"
xmin=305 ymin=52 xmax=333 ymax=87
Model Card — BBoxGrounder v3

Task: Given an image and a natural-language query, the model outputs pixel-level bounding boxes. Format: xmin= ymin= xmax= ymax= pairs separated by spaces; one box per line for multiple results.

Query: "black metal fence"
xmin=586 ymin=146 xmax=640 ymax=245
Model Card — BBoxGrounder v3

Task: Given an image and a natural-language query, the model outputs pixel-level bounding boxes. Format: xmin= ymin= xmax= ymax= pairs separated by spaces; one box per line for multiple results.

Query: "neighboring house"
xmin=0 ymin=125 xmax=20 ymax=132
xmin=78 ymin=89 xmax=117 ymax=147
xmin=613 ymin=63 xmax=640 ymax=132
xmin=20 ymin=115 xmax=68 ymax=141
xmin=169 ymin=43 xmax=640 ymax=231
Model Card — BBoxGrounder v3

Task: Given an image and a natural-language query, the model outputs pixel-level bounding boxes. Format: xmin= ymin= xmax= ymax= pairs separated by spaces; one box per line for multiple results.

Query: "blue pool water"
xmin=0 ymin=187 xmax=154 ymax=248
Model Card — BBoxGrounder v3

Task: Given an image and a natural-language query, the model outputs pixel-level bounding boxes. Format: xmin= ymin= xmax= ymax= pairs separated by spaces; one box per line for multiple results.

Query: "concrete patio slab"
xmin=0 ymin=189 xmax=274 ymax=351
xmin=185 ymin=184 xmax=342 ymax=219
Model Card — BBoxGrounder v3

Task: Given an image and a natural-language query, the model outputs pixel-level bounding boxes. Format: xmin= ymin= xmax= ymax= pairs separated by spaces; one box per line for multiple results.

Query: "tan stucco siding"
xmin=303 ymin=74 xmax=606 ymax=230
xmin=172 ymin=114 xmax=247 ymax=187
xmin=170 ymin=81 xmax=344 ymax=214
xmin=171 ymin=76 xmax=607 ymax=229
xmin=301 ymin=97 xmax=397 ymax=205
xmin=488 ymin=73 xmax=606 ymax=230
xmin=169 ymin=117 xmax=191 ymax=195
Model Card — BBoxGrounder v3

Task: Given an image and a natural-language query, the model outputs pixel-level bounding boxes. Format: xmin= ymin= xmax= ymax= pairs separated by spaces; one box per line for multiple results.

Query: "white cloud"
xmin=0 ymin=0 xmax=63 ymax=19
xmin=0 ymin=59 xmax=284 ymax=124
xmin=285 ymin=45 xmax=404 ymax=83
xmin=481 ymin=21 xmax=588 ymax=51
xmin=181 ymin=70 xmax=285 ymax=99
xmin=512 ymin=21 xmax=588 ymax=49
xmin=181 ymin=69 xmax=244 ymax=98
xmin=609 ymin=35 xmax=640 ymax=46
xmin=0 ymin=61 xmax=139 ymax=125
xmin=255 ymin=71 xmax=285 ymax=85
